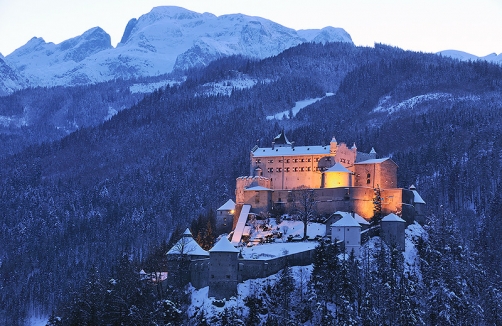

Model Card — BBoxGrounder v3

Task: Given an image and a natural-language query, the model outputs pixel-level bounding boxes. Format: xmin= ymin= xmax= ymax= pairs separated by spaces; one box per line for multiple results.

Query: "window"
xmin=268 ymin=168 xmax=273 ymax=173
xmin=307 ymin=167 xmax=311 ymax=171
xmin=268 ymin=159 xmax=274 ymax=163
xmin=308 ymin=158 xmax=311 ymax=162
xmin=276 ymin=168 xmax=282 ymax=172
xmin=293 ymin=167 xmax=298 ymax=172
xmin=279 ymin=159 xmax=283 ymax=163
xmin=293 ymin=159 xmax=298 ymax=163
xmin=367 ymin=173 xmax=371 ymax=178
xmin=285 ymin=167 xmax=290 ymax=172
xmin=301 ymin=167 xmax=304 ymax=172
xmin=315 ymin=158 xmax=319 ymax=162
xmin=256 ymin=159 xmax=261 ymax=163
xmin=286 ymin=159 xmax=290 ymax=163
xmin=366 ymin=179 xmax=371 ymax=184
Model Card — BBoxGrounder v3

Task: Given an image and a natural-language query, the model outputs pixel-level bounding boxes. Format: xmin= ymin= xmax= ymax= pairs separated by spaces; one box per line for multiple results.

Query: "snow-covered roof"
xmin=183 ymin=228 xmax=192 ymax=236
xmin=217 ymin=199 xmax=235 ymax=211
xmin=353 ymin=213 xmax=370 ymax=225
xmin=167 ymin=236 xmax=209 ymax=256
xmin=381 ymin=213 xmax=405 ymax=222
xmin=325 ymin=162 xmax=352 ymax=173
xmin=331 ymin=214 xmax=361 ymax=227
xmin=245 ymin=186 xmax=272 ymax=191
xmin=210 ymin=236 xmax=240 ymax=253
xmin=409 ymin=186 xmax=426 ymax=204
xmin=355 ymin=157 xmax=393 ymax=165
xmin=251 ymin=145 xmax=330 ymax=157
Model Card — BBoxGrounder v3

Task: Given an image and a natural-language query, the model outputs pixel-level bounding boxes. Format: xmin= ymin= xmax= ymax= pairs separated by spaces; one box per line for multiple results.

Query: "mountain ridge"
xmin=2 ymin=6 xmax=352 ymax=94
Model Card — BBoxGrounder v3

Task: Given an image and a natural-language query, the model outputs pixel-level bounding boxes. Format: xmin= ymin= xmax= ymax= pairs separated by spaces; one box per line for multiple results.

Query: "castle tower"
xmin=216 ymin=199 xmax=235 ymax=235
xmin=381 ymin=213 xmax=406 ymax=251
xmin=331 ymin=214 xmax=361 ymax=255
xmin=208 ymin=236 xmax=240 ymax=299
xmin=323 ymin=162 xmax=353 ymax=188
xmin=409 ymin=185 xmax=426 ymax=224
xmin=166 ymin=228 xmax=209 ymax=286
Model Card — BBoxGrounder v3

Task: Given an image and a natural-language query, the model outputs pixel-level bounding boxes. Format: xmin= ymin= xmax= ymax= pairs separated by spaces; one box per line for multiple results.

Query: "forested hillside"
xmin=1 ymin=42 xmax=502 ymax=324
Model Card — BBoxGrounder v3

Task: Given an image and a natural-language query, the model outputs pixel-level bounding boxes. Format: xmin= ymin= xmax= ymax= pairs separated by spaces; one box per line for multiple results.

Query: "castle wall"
xmin=235 ymin=176 xmax=271 ymax=204
xmin=190 ymin=259 xmax=209 ymax=289
xmin=354 ymin=160 xmax=397 ymax=189
xmin=380 ymin=188 xmax=404 ymax=217
xmin=238 ymin=248 xmax=315 ymax=282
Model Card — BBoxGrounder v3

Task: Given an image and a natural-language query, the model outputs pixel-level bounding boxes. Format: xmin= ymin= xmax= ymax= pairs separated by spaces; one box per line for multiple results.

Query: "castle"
xmin=166 ymin=132 xmax=426 ymax=299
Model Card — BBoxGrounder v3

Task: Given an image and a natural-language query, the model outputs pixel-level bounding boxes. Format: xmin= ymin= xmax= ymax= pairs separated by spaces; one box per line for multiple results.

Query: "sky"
xmin=0 ymin=0 xmax=501 ymax=57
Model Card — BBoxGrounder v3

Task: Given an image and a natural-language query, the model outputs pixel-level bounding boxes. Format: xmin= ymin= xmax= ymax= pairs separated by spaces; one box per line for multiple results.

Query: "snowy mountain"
xmin=0 ymin=56 xmax=26 ymax=96
xmin=438 ymin=49 xmax=502 ymax=64
xmin=3 ymin=6 xmax=352 ymax=93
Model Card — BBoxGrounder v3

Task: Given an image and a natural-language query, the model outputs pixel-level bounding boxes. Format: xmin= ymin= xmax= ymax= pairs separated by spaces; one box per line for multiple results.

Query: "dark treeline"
xmin=2 ymin=41 xmax=502 ymax=324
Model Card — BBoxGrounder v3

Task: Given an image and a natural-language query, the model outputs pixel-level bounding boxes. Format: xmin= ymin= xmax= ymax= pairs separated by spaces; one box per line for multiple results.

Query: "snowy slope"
xmin=4 ymin=6 xmax=353 ymax=91
xmin=0 ymin=56 xmax=26 ymax=95
xmin=438 ymin=50 xmax=502 ymax=65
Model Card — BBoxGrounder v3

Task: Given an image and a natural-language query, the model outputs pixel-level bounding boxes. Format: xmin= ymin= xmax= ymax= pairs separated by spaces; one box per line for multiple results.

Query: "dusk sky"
xmin=1 ymin=0 xmax=501 ymax=57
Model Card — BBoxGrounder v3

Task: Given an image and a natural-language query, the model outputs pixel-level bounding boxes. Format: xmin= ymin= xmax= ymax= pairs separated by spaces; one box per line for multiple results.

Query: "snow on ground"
xmin=28 ymin=316 xmax=48 ymax=326
xmin=129 ymin=80 xmax=180 ymax=94
xmin=239 ymin=219 xmax=325 ymax=258
xmin=372 ymin=93 xmax=480 ymax=114
xmin=245 ymin=219 xmax=326 ymax=242
xmin=403 ymin=222 xmax=427 ymax=280
xmin=241 ymin=242 xmax=319 ymax=259
xmin=0 ymin=115 xmax=27 ymax=127
xmin=266 ymin=93 xmax=334 ymax=120
xmin=188 ymin=265 xmax=313 ymax=322
xmin=199 ymin=74 xmax=267 ymax=96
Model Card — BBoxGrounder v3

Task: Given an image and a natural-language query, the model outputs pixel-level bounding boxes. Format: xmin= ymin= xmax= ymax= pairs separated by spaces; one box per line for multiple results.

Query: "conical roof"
xmin=381 ymin=213 xmax=405 ymax=222
xmin=325 ymin=162 xmax=352 ymax=173
xmin=167 ymin=235 xmax=209 ymax=256
xmin=209 ymin=236 xmax=239 ymax=253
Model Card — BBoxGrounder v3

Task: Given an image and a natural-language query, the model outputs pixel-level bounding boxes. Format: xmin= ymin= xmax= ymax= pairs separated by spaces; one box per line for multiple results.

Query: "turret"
xmin=330 ymin=136 xmax=338 ymax=155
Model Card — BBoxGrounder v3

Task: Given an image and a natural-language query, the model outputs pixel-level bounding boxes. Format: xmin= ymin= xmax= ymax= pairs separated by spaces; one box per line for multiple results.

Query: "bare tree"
xmin=292 ymin=186 xmax=318 ymax=240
